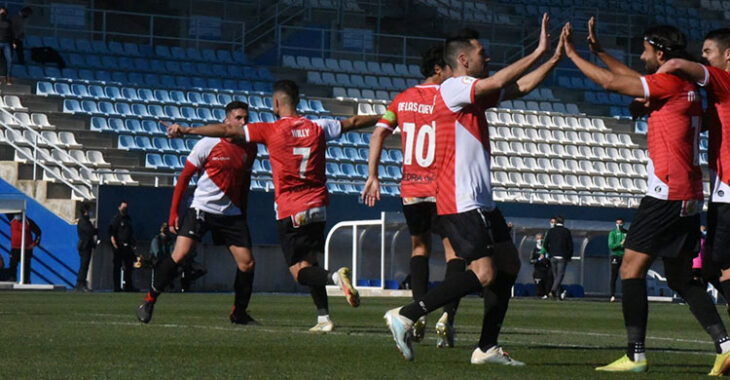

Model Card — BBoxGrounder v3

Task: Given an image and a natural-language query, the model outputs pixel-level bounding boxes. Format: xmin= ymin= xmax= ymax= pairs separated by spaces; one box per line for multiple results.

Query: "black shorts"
xmin=623 ymin=197 xmax=701 ymax=258
xmin=402 ymin=201 xmax=437 ymax=236
xmin=277 ymin=218 xmax=325 ymax=267
xmin=707 ymin=201 xmax=730 ymax=268
xmin=177 ymin=208 xmax=252 ymax=248
xmin=437 ymin=207 xmax=512 ymax=263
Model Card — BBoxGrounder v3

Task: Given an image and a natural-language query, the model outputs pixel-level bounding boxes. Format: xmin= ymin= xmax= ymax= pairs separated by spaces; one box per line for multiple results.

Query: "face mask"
xmin=536 ymin=239 xmax=543 ymax=248
xmin=550 ymin=223 xmax=555 ymax=228
xmin=617 ymin=223 xmax=623 ymax=229
xmin=702 ymin=230 xmax=707 ymax=237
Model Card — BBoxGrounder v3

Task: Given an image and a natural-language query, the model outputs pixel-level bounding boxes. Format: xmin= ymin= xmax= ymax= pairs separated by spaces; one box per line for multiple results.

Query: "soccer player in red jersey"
xmin=562 ymin=20 xmax=730 ymax=374
xmin=657 ymin=28 xmax=730 ymax=375
xmin=385 ymin=14 xmax=566 ymax=364
xmin=136 ymin=101 xmax=260 ymax=325
xmin=362 ymin=45 xmax=462 ymax=347
xmin=167 ymin=80 xmax=381 ymax=332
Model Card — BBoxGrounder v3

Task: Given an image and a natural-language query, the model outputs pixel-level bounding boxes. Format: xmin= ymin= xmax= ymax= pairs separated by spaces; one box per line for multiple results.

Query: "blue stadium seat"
xmin=61 ymin=68 xmax=79 ymax=80
xmin=28 ymin=65 xmax=44 ymax=78
xmin=138 ymin=88 xmax=155 ymax=103
xmin=233 ymin=50 xmax=248 ymax=64
xmin=101 ymin=56 xmax=119 ymax=70
xmin=192 ymin=77 xmax=207 ymax=88
xmin=343 ymin=147 xmax=359 ymax=162
xmin=222 ymin=79 xmax=237 ymax=90
xmin=164 ymin=60 xmax=182 ymax=74
xmin=212 ymin=64 xmax=227 ymax=77
xmin=249 ymin=95 xmax=266 ymax=110
xmin=218 ymin=93 xmax=233 ymax=105
xmin=202 ymin=93 xmax=219 ymax=106
xmin=90 ymin=117 xmax=111 ymax=132
xmin=596 ymin=92 xmax=610 ymax=104
xmin=197 ymin=108 xmax=215 ymax=122
xmin=125 ymin=119 xmax=144 ymax=134
xmin=355 ymin=164 xmax=368 ymax=177
xmin=165 ymin=105 xmax=182 ymax=119
xmin=120 ymin=87 xmax=139 ymax=102
xmin=238 ymin=80 xmax=253 ymax=92
xmin=212 ymin=108 xmax=225 ymax=121
xmin=148 ymin=104 xmax=165 ymax=118
xmin=387 ymin=165 xmax=401 ymax=179
xmin=132 ymin=103 xmax=151 ymax=118
xmin=228 ymin=65 xmax=244 ymax=78
xmin=260 ymin=112 xmax=276 ymax=123
xmin=243 ymin=66 xmax=258 ymax=80
xmin=248 ymin=111 xmax=261 ymax=123
xmin=72 ymin=84 xmax=91 ymax=98
xmin=86 ymin=55 xmax=103 ymax=69
xmin=111 ymin=71 xmax=128 ymax=84
xmin=160 ymin=75 xmax=176 ymax=88
xmin=264 ymin=97 xmax=273 ymax=109
xmin=170 ymin=90 xmax=187 ymax=105
xmin=326 ymin=183 xmax=342 ymax=193
xmin=36 ymin=81 xmax=54 ymax=96
xmin=98 ymin=101 xmax=116 ymax=115
xmin=108 ymin=118 xmax=128 ymax=133
xmin=310 ymin=99 xmax=328 ymax=114
xmin=95 ymin=70 xmax=112 ymax=82
xmin=75 ymin=39 xmax=92 ymax=53
xmin=143 ymin=73 xmax=161 ymax=87
xmin=108 ymin=41 xmax=124 ymax=55
xmin=155 ymin=45 xmax=172 ymax=58
xmin=340 ymin=163 xmax=357 ymax=178
xmin=169 ymin=138 xmax=187 ymax=152
xmin=45 ymin=67 xmax=61 ymax=78
xmin=378 ymin=165 xmax=392 ymax=180
xmin=584 ymin=91 xmax=598 ymax=104
xmin=42 ymin=36 xmax=60 ymax=50
xmin=185 ymin=138 xmax=199 ymax=151
xmin=88 ymin=85 xmax=105 ymax=99
xmin=81 ymin=100 xmax=101 ymax=115
xmin=128 ymin=72 xmax=144 ymax=84
xmin=196 ymin=63 xmax=212 ymax=76
xmin=357 ymin=148 xmax=370 ymax=162
xmin=149 ymin=59 xmax=166 ymax=73
xmin=345 ymin=132 xmax=364 ymax=146
xmin=135 ymin=136 xmax=154 ymax=151
xmin=123 ymin=42 xmax=140 ymax=56
xmin=186 ymin=48 xmax=202 ymax=61
xmin=217 ymin=50 xmax=234 ymax=63
xmin=114 ymin=102 xmax=136 ymax=117
xmin=254 ymin=81 xmax=272 ymax=92
xmin=154 ymin=89 xmax=172 ymax=103
xmin=26 ymin=35 xmax=42 ymax=48
xmin=202 ymin=49 xmax=217 ymax=62
xmin=188 ymin=91 xmax=204 ymax=105
xmin=326 ymin=147 xmax=345 ymax=161
xmin=390 ymin=150 xmax=403 ymax=163
xmin=258 ymin=67 xmax=275 ymax=81
xmin=153 ymin=137 xmax=173 ymax=152
xmin=145 ymin=153 xmax=164 ymax=168
xmin=298 ymin=99 xmax=314 ymax=113
xmin=180 ymin=106 xmax=198 ymax=121
xmin=570 ymin=77 xmax=584 ymax=89
xmin=180 ymin=62 xmax=196 ymax=75
xmin=142 ymin=120 xmax=162 ymax=135
xmin=118 ymin=135 xmax=137 ymax=150
xmin=54 ymin=83 xmax=73 ymax=97
xmin=326 ymin=162 xmax=341 ymax=177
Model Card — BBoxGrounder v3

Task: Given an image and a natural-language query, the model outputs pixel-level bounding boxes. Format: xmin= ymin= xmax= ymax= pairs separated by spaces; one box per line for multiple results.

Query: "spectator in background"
xmin=149 ymin=222 xmax=175 ymax=264
xmin=10 ymin=7 xmax=31 ymax=66
xmin=545 ymin=216 xmax=573 ymax=300
xmin=0 ymin=7 xmax=15 ymax=85
xmin=9 ymin=213 xmax=41 ymax=284
xmin=539 ymin=217 xmax=557 ymax=257
xmin=76 ymin=204 xmax=98 ymax=291
xmin=608 ymin=217 xmax=628 ymax=302
xmin=530 ymin=233 xmax=552 ymax=298
xmin=109 ymin=200 xmax=137 ymax=292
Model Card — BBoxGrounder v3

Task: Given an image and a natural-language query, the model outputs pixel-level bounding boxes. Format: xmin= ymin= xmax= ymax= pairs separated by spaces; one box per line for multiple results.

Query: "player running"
xmin=562 ymin=19 xmax=730 ymax=374
xmin=362 ymin=44 xmax=463 ymax=348
xmin=657 ymin=28 xmax=730 ymax=376
xmin=167 ymin=80 xmax=381 ymax=332
xmin=137 ymin=101 xmax=260 ymax=325
xmin=384 ymin=13 xmax=565 ymax=364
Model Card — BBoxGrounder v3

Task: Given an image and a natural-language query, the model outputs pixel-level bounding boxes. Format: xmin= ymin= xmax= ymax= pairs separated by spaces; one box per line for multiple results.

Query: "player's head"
xmin=616 ymin=217 xmax=624 ymax=226
xmin=445 ymin=28 xmax=489 ymax=78
xmin=556 ymin=216 xmax=565 ymax=225
xmin=272 ymin=79 xmax=299 ymax=117
xmin=421 ymin=44 xmax=452 ymax=84
xmin=118 ymin=200 xmax=128 ymax=214
xmin=81 ymin=203 xmax=90 ymax=216
xmin=224 ymin=101 xmax=249 ymax=128
xmin=703 ymin=29 xmax=730 ymax=70
xmin=641 ymin=25 xmax=689 ymax=74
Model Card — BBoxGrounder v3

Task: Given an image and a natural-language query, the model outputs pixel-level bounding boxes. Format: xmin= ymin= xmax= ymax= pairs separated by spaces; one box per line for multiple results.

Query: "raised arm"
xmin=474 ymin=13 xmax=551 ymax=98
xmin=502 ymin=23 xmax=566 ymax=101
xmin=657 ymin=58 xmax=707 ymax=84
xmin=340 ymin=114 xmax=382 ymax=133
xmin=165 ymin=121 xmax=244 ymax=139
xmin=586 ymin=17 xmax=641 ymax=78
xmin=169 ymin=162 xmax=197 ymax=233
xmin=564 ymin=23 xmax=645 ymax=98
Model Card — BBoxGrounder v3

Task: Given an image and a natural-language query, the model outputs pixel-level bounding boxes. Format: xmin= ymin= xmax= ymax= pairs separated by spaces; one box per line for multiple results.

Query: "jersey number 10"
xmin=402 ymin=122 xmax=435 ymax=168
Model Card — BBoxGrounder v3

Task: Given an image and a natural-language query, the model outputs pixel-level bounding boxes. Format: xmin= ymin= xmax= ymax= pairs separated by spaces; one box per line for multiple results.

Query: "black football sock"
xmin=297 ymin=266 xmax=330 ymax=287
xmin=720 ymin=280 xmax=730 ymax=306
xmin=309 ymin=285 xmax=329 ymax=316
xmin=622 ymin=278 xmax=648 ymax=361
xmin=442 ymin=259 xmax=466 ymax=325
xmin=150 ymin=255 xmax=179 ymax=300
xmin=400 ymin=270 xmax=482 ymax=322
xmin=234 ymin=269 xmax=254 ymax=311
xmin=672 ymin=278 xmax=729 ymax=353
xmin=478 ymin=271 xmax=517 ymax=351
xmin=409 ymin=255 xmax=430 ymax=301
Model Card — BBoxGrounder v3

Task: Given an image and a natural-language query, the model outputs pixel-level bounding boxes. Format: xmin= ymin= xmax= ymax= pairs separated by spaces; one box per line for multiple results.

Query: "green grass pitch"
xmin=0 ymin=292 xmax=724 ymax=379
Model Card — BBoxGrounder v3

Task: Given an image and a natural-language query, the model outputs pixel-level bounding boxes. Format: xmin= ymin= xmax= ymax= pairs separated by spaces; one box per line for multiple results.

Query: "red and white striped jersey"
xmin=640 ymin=73 xmax=704 ymax=201
xmin=243 ymin=116 xmax=342 ymax=220
xmin=699 ymin=65 xmax=730 ymax=203
xmin=186 ymin=137 xmax=258 ymax=215
xmin=377 ymin=84 xmax=439 ymax=198
xmin=432 ymin=76 xmax=502 ymax=215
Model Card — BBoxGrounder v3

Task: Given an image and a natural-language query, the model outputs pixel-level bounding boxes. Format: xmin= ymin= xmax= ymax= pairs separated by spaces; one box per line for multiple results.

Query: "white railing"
xmin=324 ymin=212 xmax=386 ymax=290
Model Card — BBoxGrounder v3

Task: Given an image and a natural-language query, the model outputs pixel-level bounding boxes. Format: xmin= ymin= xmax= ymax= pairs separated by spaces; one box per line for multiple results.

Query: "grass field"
xmin=0 ymin=291 xmax=726 ymax=379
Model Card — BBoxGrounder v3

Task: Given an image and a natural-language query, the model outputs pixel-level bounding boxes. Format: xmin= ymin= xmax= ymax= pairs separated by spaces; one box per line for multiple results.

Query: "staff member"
xmin=607 ymin=217 xmax=627 ymax=302
xmin=76 ymin=204 xmax=98 ymax=291
xmin=9 ymin=213 xmax=40 ymax=283
xmin=545 ymin=216 xmax=573 ymax=300
xmin=109 ymin=200 xmax=137 ymax=292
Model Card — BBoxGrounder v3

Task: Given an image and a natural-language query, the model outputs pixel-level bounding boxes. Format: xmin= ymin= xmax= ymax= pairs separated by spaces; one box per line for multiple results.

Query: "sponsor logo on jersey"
xmin=212 ymin=156 xmax=231 ymax=161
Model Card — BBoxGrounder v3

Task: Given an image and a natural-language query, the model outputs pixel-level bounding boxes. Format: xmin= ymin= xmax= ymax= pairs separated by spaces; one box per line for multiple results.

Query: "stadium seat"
xmin=63 ymin=99 xmax=82 ymax=114
xmin=117 ymin=135 xmax=137 ymax=150
xmin=145 ymin=153 xmax=165 ymax=168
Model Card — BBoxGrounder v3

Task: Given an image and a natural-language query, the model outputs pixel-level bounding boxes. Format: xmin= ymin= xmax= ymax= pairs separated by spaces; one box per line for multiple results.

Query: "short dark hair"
xmin=225 ymin=101 xmax=248 ymax=114
xmin=81 ymin=203 xmax=91 ymax=213
xmin=556 ymin=216 xmax=565 ymax=224
xmin=705 ymin=28 xmax=730 ymax=53
xmin=273 ymin=79 xmax=299 ymax=105
xmin=616 ymin=217 xmax=624 ymax=222
xmin=444 ymin=28 xmax=480 ymax=68
xmin=643 ymin=25 xmax=691 ymax=60
xmin=420 ymin=44 xmax=447 ymax=78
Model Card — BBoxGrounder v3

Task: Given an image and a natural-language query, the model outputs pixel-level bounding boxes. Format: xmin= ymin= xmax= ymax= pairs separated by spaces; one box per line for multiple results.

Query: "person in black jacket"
xmin=530 ymin=233 xmax=552 ymax=298
xmin=544 ymin=216 xmax=573 ymax=300
xmin=10 ymin=7 xmax=30 ymax=66
xmin=109 ymin=200 xmax=137 ymax=292
xmin=0 ymin=7 xmax=15 ymax=85
xmin=76 ymin=204 xmax=98 ymax=291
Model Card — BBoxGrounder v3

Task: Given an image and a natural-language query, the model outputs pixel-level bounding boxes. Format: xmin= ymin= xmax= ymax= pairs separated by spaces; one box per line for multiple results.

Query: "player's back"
xmin=391 ymin=84 xmax=440 ymax=198
xmin=642 ymin=73 xmax=703 ymax=200
xmin=701 ymin=66 xmax=730 ymax=185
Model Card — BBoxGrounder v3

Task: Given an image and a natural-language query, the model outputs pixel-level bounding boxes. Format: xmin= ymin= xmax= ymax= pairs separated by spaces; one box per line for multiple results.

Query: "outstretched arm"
xmin=657 ymin=58 xmax=707 ymax=84
xmin=564 ymin=23 xmax=645 ymax=98
xmin=586 ymin=17 xmax=641 ymax=78
xmin=169 ymin=162 xmax=197 ymax=233
xmin=165 ymin=121 xmax=244 ymax=139
xmin=474 ymin=13 xmax=551 ymax=98
xmin=502 ymin=23 xmax=566 ymax=101
xmin=340 ymin=114 xmax=382 ymax=133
